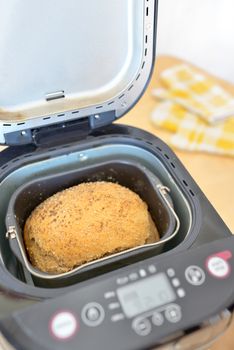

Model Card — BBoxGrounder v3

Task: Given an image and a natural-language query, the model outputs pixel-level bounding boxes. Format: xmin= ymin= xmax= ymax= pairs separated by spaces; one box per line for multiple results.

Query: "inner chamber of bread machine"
xmin=3 ymin=138 xmax=194 ymax=291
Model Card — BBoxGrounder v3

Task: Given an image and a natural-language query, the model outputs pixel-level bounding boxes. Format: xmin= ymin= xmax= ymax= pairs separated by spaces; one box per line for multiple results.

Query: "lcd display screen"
xmin=117 ymin=273 xmax=176 ymax=318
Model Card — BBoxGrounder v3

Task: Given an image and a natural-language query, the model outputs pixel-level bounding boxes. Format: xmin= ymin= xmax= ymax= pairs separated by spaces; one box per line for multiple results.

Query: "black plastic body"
xmin=0 ymin=1 xmax=232 ymax=348
xmin=6 ymin=160 xmax=176 ymax=287
xmin=0 ymin=236 xmax=233 ymax=350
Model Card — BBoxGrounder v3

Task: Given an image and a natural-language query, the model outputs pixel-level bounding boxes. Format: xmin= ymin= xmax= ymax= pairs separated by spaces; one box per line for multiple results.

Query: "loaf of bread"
xmin=24 ymin=182 xmax=160 ymax=274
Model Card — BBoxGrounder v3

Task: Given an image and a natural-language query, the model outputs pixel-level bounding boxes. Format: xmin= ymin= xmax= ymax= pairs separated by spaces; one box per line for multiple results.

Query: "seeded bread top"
xmin=24 ymin=181 xmax=159 ymax=274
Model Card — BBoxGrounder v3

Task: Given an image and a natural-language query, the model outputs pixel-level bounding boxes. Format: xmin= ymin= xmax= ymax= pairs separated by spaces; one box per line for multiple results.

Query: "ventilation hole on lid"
xmin=17 ymin=122 xmax=25 ymax=126
xmin=12 ymin=158 xmax=20 ymax=163
xmin=3 ymin=124 xmax=11 ymax=126
xmin=136 ymin=73 xmax=141 ymax=81
xmin=156 ymin=146 xmax=162 ymax=152
xmin=164 ymin=154 xmax=170 ymax=159
xmin=146 ymin=141 xmax=153 ymax=145
xmin=108 ymin=101 xmax=114 ymax=105
xmin=183 ymin=180 xmax=188 ymax=187
xmin=145 ymin=48 xmax=148 ymax=56
xmin=1 ymin=165 xmax=8 ymax=170
xmin=128 ymin=85 xmax=134 ymax=91
xmin=145 ymin=35 xmax=148 ymax=44
xmin=189 ymin=189 xmax=195 ymax=196
xmin=96 ymin=106 xmax=103 ymax=109
xmin=43 ymin=117 xmax=51 ymax=120
xmin=171 ymin=162 xmax=175 ymax=168
xmin=57 ymin=114 xmax=65 ymax=117
xmin=119 ymin=94 xmax=125 ymax=99
xmin=48 ymin=148 xmax=56 ymax=152
xmin=146 ymin=7 xmax=149 ymax=16
xmin=72 ymin=110 xmax=79 ymax=114
xmin=142 ymin=61 xmax=145 ymax=69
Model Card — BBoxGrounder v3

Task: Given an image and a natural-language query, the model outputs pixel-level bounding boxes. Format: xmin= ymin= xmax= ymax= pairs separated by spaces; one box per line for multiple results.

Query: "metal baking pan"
xmin=6 ymin=160 xmax=180 ymax=287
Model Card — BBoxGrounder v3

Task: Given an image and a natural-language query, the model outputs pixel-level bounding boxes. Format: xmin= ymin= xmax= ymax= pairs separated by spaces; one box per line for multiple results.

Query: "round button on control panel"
xmin=185 ymin=265 xmax=206 ymax=286
xmin=165 ymin=304 xmax=182 ymax=324
xmin=81 ymin=302 xmax=105 ymax=327
xmin=206 ymin=256 xmax=230 ymax=279
xmin=152 ymin=312 xmax=164 ymax=326
xmin=49 ymin=311 xmax=78 ymax=340
xmin=132 ymin=318 xmax=152 ymax=336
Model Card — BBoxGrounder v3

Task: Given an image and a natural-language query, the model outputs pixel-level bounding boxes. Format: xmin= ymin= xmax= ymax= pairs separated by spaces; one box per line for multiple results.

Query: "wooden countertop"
xmin=0 ymin=55 xmax=233 ymax=349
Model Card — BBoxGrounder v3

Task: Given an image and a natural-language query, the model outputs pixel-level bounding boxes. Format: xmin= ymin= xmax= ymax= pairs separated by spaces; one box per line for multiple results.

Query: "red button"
xmin=49 ymin=310 xmax=79 ymax=341
xmin=206 ymin=251 xmax=232 ymax=279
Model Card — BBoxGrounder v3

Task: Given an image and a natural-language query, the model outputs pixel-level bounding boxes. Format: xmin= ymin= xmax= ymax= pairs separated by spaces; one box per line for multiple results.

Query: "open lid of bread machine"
xmin=0 ymin=0 xmax=157 ymax=146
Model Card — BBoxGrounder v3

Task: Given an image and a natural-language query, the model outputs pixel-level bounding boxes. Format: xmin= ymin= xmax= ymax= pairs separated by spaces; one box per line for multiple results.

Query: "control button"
xmin=86 ymin=307 xmax=100 ymax=321
xmin=185 ymin=265 xmax=206 ymax=286
xmin=129 ymin=272 xmax=138 ymax=281
xmin=117 ymin=276 xmax=129 ymax=285
xmin=111 ymin=313 xmax=125 ymax=322
xmin=108 ymin=302 xmax=120 ymax=310
xmin=177 ymin=288 xmax=186 ymax=298
xmin=139 ymin=269 xmax=147 ymax=277
xmin=148 ymin=265 xmax=157 ymax=274
xmin=104 ymin=291 xmax=116 ymax=299
xmin=167 ymin=268 xmax=175 ymax=277
xmin=152 ymin=312 xmax=164 ymax=326
xmin=81 ymin=302 xmax=105 ymax=327
xmin=132 ymin=318 xmax=152 ymax=336
xmin=172 ymin=278 xmax=180 ymax=287
xmin=206 ymin=255 xmax=231 ymax=279
xmin=49 ymin=311 xmax=78 ymax=340
xmin=165 ymin=304 xmax=182 ymax=323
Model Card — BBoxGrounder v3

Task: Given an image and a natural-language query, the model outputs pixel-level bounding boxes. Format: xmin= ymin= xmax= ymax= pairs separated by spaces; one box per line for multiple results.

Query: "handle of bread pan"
xmin=156 ymin=184 xmax=180 ymax=242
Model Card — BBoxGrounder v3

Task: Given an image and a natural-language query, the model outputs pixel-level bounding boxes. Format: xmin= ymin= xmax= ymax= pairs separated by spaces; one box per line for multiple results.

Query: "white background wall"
xmin=156 ymin=0 xmax=234 ymax=83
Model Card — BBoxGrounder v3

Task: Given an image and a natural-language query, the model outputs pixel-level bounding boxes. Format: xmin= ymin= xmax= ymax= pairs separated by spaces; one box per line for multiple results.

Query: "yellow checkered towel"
xmin=153 ymin=64 xmax=234 ymax=124
xmin=152 ymin=101 xmax=234 ymax=156
xmin=151 ymin=64 xmax=234 ymax=157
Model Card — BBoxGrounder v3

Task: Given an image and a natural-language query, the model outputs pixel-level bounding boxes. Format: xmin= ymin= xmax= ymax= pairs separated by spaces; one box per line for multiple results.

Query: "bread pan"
xmin=6 ymin=160 xmax=180 ymax=287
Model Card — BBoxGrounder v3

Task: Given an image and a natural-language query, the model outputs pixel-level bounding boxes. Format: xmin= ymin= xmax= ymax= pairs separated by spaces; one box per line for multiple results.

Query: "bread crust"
xmin=24 ymin=182 xmax=160 ymax=274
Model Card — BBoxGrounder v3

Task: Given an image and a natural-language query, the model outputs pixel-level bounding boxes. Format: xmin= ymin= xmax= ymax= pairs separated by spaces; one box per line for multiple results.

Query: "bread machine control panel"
xmin=1 ymin=237 xmax=234 ymax=350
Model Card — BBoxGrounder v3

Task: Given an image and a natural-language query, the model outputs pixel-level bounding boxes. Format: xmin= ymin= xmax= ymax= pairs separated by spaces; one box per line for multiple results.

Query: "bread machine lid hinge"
xmin=4 ymin=111 xmax=116 ymax=147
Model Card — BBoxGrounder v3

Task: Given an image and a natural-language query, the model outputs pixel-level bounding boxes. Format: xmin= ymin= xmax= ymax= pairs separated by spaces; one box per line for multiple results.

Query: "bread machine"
xmin=0 ymin=1 xmax=233 ymax=349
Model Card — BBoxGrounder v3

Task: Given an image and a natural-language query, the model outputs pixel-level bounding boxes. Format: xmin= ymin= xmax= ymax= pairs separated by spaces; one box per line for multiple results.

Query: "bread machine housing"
xmin=0 ymin=1 xmax=233 ymax=349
